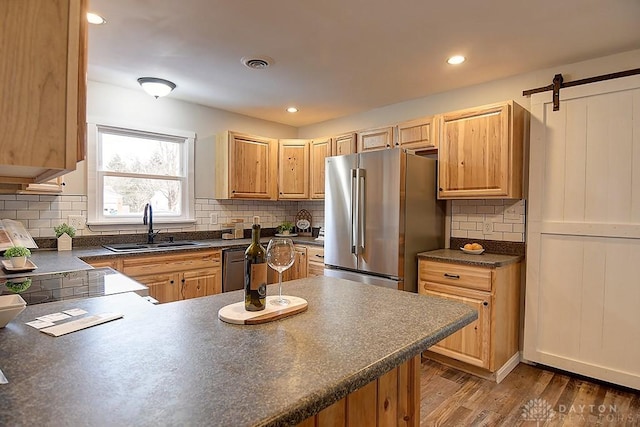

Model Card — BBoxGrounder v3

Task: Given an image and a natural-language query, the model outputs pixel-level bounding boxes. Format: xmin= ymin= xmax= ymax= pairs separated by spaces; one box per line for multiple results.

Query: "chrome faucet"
xmin=143 ymin=203 xmax=158 ymax=244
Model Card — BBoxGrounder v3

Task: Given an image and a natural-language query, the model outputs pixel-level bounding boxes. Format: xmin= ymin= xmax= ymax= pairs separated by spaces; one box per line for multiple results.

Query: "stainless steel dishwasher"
xmin=222 ymin=247 xmax=246 ymax=292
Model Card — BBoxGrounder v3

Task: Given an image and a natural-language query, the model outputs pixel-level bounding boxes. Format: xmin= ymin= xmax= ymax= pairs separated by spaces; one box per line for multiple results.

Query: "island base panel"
xmin=297 ymin=355 xmax=420 ymax=427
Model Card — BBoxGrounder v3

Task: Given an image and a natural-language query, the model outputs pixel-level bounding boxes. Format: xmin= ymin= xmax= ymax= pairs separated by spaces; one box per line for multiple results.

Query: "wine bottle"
xmin=244 ymin=216 xmax=267 ymax=311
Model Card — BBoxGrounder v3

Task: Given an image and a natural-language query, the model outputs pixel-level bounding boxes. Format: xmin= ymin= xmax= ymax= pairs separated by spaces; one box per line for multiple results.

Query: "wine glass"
xmin=266 ymin=238 xmax=296 ymax=306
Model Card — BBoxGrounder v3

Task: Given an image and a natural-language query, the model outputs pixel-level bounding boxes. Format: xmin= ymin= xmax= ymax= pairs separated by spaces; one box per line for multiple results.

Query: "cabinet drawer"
xmin=123 ymin=250 xmax=221 ymax=276
xmin=307 ymin=246 xmax=324 ymax=264
xmin=419 ymin=260 xmax=492 ymax=292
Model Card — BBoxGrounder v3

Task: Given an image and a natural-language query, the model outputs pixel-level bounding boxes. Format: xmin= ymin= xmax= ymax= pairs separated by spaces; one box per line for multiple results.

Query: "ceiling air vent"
xmin=241 ymin=56 xmax=273 ymax=69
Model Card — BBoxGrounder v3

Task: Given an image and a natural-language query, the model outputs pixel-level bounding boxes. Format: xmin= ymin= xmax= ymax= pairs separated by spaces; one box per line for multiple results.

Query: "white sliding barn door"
xmin=524 ymin=75 xmax=640 ymax=390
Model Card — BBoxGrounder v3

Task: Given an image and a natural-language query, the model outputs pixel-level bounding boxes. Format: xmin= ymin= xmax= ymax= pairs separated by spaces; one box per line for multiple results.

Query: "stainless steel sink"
xmin=103 ymin=241 xmax=205 ymax=252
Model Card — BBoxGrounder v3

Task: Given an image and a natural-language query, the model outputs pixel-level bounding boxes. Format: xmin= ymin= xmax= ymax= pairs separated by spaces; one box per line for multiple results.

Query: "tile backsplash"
xmin=0 ymin=195 xmax=524 ymax=243
xmin=450 ymin=199 xmax=526 ymax=242
xmin=0 ymin=195 xmax=325 ymax=238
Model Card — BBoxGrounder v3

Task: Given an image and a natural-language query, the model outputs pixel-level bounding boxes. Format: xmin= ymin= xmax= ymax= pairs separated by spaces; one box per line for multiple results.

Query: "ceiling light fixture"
xmin=137 ymin=77 xmax=176 ymax=98
xmin=286 ymin=107 xmax=298 ymax=113
xmin=447 ymin=55 xmax=466 ymax=65
xmin=86 ymin=12 xmax=106 ymax=25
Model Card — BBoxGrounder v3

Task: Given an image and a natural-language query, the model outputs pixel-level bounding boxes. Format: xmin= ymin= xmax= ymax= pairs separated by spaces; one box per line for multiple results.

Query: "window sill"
xmin=86 ymin=219 xmax=197 ymax=233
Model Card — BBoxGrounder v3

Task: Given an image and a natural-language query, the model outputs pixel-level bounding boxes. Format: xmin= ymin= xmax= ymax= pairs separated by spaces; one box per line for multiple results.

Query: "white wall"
xmin=65 ymin=80 xmax=298 ymax=197
xmin=297 ymin=49 xmax=640 ymax=138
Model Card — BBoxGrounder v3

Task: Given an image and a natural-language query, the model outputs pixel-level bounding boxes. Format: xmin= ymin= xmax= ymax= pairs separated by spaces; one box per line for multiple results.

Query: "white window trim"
xmin=87 ymin=119 xmax=196 ymax=229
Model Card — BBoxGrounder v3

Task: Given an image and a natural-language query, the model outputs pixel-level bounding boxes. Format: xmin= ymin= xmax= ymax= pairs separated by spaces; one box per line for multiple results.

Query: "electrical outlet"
xmin=483 ymin=221 xmax=492 ymax=234
xmin=209 ymin=213 xmax=218 ymax=225
xmin=68 ymin=215 xmax=86 ymax=230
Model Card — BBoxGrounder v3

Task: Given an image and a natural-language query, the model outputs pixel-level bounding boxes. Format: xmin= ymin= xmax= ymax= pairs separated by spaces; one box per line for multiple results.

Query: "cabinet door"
xmin=310 ymin=138 xmax=332 ymax=199
xmin=182 ymin=268 xmax=221 ymax=299
xmin=278 ymin=139 xmax=310 ymax=199
xmin=0 ymin=0 xmax=87 ymax=184
xmin=396 ymin=116 xmax=435 ymax=150
xmin=357 ymin=127 xmax=394 ymax=152
xmin=135 ymin=273 xmax=181 ymax=304
xmin=271 ymin=245 xmax=307 ymax=282
xmin=438 ymin=101 xmax=524 ymax=199
xmin=332 ymin=133 xmax=356 ymax=156
xmin=421 ymin=285 xmax=491 ymax=369
xmin=227 ymin=132 xmax=278 ymax=199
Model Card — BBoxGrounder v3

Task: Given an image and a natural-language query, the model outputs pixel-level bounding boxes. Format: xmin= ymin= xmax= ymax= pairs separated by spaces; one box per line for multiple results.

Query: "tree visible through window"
xmin=90 ymin=124 xmax=194 ymax=224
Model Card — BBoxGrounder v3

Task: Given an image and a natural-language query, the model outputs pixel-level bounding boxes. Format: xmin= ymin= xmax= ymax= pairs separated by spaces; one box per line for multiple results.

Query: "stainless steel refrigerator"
xmin=324 ymin=148 xmax=444 ymax=292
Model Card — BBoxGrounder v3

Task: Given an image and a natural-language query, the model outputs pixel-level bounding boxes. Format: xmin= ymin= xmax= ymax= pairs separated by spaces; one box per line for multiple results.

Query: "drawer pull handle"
xmin=315 ymin=254 xmax=324 ymax=259
xmin=443 ymin=273 xmax=460 ymax=279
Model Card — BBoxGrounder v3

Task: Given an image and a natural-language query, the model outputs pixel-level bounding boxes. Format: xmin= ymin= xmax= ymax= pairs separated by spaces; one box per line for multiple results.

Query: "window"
xmin=88 ymin=122 xmax=195 ymax=226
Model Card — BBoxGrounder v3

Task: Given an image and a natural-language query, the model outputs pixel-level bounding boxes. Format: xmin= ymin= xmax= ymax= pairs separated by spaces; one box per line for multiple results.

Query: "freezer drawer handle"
xmin=443 ymin=273 xmax=460 ymax=279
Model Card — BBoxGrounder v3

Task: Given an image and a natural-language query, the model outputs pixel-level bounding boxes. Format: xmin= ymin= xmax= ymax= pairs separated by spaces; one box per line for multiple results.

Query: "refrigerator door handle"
xmin=358 ymin=168 xmax=366 ymax=253
xmin=351 ymin=168 xmax=358 ymax=254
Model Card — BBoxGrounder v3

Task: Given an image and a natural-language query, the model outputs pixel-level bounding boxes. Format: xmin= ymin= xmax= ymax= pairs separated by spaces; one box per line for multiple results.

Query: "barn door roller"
xmin=523 ymin=68 xmax=640 ymax=111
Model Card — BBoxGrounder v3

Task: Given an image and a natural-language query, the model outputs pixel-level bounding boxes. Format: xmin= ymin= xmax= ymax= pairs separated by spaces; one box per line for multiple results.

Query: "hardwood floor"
xmin=421 ymin=358 xmax=640 ymax=426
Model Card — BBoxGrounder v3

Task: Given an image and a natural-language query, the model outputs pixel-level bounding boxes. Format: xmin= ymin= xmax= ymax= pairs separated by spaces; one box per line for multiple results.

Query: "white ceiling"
xmin=88 ymin=0 xmax=640 ymax=127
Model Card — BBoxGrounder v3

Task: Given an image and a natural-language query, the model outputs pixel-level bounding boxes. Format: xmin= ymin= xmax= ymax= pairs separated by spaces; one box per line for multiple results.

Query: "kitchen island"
xmin=0 ymin=276 xmax=476 ymax=426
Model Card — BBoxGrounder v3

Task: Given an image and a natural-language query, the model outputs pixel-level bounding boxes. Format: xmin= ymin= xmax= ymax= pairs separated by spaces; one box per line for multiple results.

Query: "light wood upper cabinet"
xmin=332 ymin=133 xmax=357 ymax=156
xmin=357 ymin=127 xmax=394 ymax=152
xmin=309 ymin=137 xmax=332 ymax=199
xmin=396 ymin=116 xmax=436 ymax=151
xmin=215 ymin=131 xmax=278 ymax=200
xmin=278 ymin=139 xmax=310 ymax=199
xmin=0 ymin=0 xmax=87 ymax=187
xmin=437 ymin=100 xmax=525 ymax=199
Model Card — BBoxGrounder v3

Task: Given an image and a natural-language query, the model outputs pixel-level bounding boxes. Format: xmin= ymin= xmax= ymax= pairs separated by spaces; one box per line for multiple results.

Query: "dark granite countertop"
xmin=0 ymin=276 xmax=476 ymax=427
xmin=0 ymin=236 xmax=323 ymax=279
xmin=0 ymin=267 xmax=148 ymax=305
xmin=418 ymin=248 xmax=523 ymax=267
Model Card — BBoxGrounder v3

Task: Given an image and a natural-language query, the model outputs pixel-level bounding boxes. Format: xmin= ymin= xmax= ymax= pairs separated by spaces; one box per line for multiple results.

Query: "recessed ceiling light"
xmin=87 ymin=12 xmax=106 ymax=25
xmin=447 ymin=55 xmax=466 ymax=65
xmin=286 ymin=107 xmax=298 ymax=113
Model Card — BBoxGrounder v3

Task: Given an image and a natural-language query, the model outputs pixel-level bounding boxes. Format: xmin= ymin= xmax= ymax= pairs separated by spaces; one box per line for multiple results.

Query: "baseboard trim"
xmin=495 ymin=352 xmax=521 ymax=383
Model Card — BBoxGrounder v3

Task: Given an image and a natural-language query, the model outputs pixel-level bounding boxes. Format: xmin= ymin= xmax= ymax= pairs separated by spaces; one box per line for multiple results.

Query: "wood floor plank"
xmin=420 ymin=359 xmax=640 ymax=427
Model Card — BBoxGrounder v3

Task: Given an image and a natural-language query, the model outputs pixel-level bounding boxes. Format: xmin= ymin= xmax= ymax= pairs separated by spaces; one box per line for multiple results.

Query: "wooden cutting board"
xmin=218 ymin=296 xmax=308 ymax=325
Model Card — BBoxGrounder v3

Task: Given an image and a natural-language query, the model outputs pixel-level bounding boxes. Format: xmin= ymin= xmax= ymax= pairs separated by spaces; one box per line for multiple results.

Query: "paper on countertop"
xmin=26 ymin=319 xmax=56 ymax=329
xmin=36 ymin=312 xmax=71 ymax=322
xmin=0 ymin=367 xmax=7 ymax=384
xmin=40 ymin=313 xmax=123 ymax=337
xmin=63 ymin=308 xmax=88 ymax=316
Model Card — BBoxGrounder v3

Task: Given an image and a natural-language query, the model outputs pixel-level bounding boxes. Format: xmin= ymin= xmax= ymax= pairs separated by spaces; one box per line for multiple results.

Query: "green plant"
xmin=54 ymin=223 xmax=76 ymax=238
xmin=4 ymin=246 xmax=31 ymax=258
xmin=277 ymin=221 xmax=294 ymax=233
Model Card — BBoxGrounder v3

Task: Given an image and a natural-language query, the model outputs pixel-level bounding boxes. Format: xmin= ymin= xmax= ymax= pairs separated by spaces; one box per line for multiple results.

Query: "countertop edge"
xmin=268 ymin=307 xmax=478 ymax=426
xmin=417 ymin=249 xmax=523 ymax=267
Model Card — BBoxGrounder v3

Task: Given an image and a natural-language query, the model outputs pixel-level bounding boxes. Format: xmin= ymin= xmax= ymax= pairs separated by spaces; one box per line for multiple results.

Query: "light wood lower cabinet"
xmin=297 ymin=355 xmax=420 ymax=427
xmin=418 ymin=258 xmax=520 ymax=382
xmin=86 ymin=249 xmax=222 ymax=304
xmin=267 ymin=244 xmax=324 ymax=283
xmin=268 ymin=245 xmax=307 ymax=284
xmin=306 ymin=246 xmax=325 ymax=277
